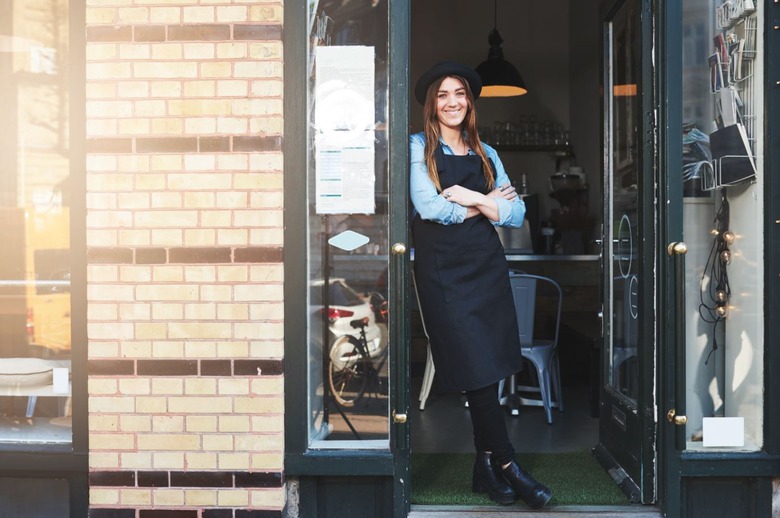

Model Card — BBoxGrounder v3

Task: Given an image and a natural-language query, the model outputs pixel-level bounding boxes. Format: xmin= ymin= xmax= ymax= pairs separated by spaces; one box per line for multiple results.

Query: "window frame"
xmin=0 ymin=0 xmax=88 ymax=513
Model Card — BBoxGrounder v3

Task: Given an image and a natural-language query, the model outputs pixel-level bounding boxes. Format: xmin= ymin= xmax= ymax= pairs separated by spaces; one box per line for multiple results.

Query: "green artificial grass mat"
xmin=411 ymin=450 xmax=629 ymax=506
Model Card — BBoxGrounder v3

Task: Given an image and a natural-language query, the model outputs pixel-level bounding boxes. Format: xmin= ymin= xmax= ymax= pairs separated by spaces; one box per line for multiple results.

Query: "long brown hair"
xmin=422 ymin=75 xmax=494 ymax=192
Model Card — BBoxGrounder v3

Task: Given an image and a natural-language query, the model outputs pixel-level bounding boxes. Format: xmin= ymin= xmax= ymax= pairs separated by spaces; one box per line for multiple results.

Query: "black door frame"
xmin=659 ymin=0 xmax=780 ymax=516
xmin=282 ymin=1 xmax=411 ymax=516
xmin=0 ymin=0 xmax=89 ymax=514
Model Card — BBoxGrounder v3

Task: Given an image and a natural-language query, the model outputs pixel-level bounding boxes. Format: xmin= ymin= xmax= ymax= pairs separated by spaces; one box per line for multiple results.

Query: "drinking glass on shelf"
xmin=528 ymin=116 xmax=540 ymax=145
xmin=493 ymin=121 xmax=505 ymax=145
xmin=517 ymin=115 xmax=529 ymax=145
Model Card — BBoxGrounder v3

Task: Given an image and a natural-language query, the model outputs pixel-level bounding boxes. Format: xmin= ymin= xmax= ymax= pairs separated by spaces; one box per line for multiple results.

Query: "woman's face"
xmin=435 ymin=76 xmax=469 ymax=131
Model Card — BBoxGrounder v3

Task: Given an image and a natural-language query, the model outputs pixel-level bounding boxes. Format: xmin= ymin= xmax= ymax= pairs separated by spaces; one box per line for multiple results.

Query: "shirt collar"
xmin=438 ymin=135 xmax=474 ymax=155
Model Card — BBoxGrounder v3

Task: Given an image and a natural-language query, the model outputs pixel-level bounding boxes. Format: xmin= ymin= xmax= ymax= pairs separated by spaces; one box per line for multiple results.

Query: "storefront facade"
xmin=0 ymin=0 xmax=778 ymax=516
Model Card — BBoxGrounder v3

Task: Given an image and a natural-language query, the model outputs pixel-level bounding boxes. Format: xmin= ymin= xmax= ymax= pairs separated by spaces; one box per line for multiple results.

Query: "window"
xmin=305 ymin=0 xmax=391 ymax=448
xmin=0 ymin=0 xmax=73 ymax=447
xmin=681 ymin=0 xmax=763 ymax=451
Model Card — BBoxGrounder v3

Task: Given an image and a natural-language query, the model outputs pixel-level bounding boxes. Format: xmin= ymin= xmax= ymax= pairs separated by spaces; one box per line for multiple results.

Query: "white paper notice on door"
xmin=314 ymin=45 xmax=375 ymax=215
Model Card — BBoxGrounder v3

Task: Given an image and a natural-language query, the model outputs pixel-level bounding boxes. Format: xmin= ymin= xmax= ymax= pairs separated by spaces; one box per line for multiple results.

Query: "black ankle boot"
xmin=497 ymin=459 xmax=552 ymax=509
xmin=472 ymin=452 xmax=517 ymax=505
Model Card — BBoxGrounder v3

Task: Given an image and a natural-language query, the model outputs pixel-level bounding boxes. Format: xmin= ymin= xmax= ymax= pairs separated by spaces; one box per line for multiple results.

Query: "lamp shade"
xmin=475 ymin=29 xmax=527 ymax=97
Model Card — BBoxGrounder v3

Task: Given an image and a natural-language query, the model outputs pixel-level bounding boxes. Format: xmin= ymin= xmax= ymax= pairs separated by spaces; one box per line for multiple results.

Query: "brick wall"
xmin=84 ymin=2 xmax=285 ymax=516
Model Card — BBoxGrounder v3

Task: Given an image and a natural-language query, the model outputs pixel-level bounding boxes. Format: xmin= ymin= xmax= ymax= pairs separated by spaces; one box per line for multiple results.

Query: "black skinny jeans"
xmin=465 ymin=382 xmax=515 ymax=466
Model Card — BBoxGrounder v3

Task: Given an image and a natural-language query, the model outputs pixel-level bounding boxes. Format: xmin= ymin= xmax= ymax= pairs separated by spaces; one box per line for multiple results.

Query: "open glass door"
xmin=594 ymin=0 xmax=656 ymax=503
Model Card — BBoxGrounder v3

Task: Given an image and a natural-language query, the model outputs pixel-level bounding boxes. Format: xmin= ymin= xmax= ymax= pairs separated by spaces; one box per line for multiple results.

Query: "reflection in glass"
xmin=0 ymin=0 xmax=72 ymax=445
xmin=681 ymin=0 xmax=763 ymax=451
xmin=606 ymin=2 xmax=640 ymax=404
xmin=307 ymin=0 xmax=390 ymax=447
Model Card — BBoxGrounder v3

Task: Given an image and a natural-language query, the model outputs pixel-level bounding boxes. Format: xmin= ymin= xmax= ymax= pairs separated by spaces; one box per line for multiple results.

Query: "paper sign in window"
xmin=314 ymin=45 xmax=376 ymax=215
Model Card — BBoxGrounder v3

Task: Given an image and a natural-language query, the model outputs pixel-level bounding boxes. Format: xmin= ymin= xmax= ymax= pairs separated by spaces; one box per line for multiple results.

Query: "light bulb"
xmin=716 ymin=305 xmax=728 ymax=318
xmin=720 ymin=250 xmax=731 ymax=264
xmin=722 ymin=231 xmax=735 ymax=246
xmin=716 ymin=290 xmax=728 ymax=303
xmin=710 ymin=229 xmax=720 ymax=236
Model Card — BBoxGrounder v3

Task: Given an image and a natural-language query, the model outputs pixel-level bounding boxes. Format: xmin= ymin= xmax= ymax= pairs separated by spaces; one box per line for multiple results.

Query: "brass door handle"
xmin=667 ymin=408 xmax=687 ymax=426
xmin=392 ymin=410 xmax=407 ymax=424
xmin=667 ymin=242 xmax=688 ymax=255
xmin=391 ymin=243 xmax=407 ymax=255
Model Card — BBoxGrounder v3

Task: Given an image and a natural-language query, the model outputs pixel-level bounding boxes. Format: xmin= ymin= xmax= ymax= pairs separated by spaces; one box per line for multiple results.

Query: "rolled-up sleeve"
xmin=410 ymin=133 xmax=467 ymax=225
xmin=485 ymin=144 xmax=526 ymax=228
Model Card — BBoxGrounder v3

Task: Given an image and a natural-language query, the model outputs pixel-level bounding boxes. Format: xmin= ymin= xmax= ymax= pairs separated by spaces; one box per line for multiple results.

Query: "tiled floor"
xmin=411 ymin=377 xmax=599 ymax=455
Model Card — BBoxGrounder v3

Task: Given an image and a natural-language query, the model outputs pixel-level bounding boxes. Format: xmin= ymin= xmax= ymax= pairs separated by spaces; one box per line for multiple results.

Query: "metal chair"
xmin=502 ymin=271 xmax=564 ymax=424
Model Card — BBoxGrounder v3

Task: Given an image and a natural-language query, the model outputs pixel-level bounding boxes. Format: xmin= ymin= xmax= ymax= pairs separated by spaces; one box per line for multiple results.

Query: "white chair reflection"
xmin=414 ymin=272 xmax=437 ymax=411
xmin=502 ymin=272 xmax=564 ymax=424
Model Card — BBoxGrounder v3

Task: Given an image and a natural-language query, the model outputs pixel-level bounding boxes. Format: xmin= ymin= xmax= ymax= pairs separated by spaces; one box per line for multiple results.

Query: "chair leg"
xmin=26 ymin=396 xmax=37 ymax=419
xmin=538 ymin=365 xmax=553 ymax=425
xmin=418 ymin=347 xmax=430 ymax=402
xmin=419 ymin=345 xmax=435 ymax=410
xmin=552 ymin=355 xmax=564 ymax=413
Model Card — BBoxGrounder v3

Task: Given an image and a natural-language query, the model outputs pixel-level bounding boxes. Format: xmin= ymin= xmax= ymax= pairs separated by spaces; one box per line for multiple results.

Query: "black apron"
xmin=412 ymin=144 xmax=524 ymax=392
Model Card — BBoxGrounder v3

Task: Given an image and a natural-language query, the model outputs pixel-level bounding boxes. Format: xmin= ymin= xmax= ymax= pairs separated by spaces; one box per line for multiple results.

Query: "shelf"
xmin=490 ymin=144 xmax=573 ymax=155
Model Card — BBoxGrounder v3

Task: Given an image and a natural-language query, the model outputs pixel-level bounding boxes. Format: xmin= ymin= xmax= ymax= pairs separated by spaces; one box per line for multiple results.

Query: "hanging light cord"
xmin=699 ymin=190 xmax=730 ymax=365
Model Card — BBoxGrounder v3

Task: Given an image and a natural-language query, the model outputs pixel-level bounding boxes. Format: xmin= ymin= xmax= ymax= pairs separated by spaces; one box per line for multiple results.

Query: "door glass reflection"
xmin=306 ymin=0 xmax=390 ymax=447
xmin=607 ymin=3 xmax=640 ymax=403
xmin=680 ymin=0 xmax=763 ymax=451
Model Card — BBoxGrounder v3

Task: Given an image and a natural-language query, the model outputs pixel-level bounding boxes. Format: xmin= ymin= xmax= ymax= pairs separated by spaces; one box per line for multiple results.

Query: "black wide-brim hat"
xmin=414 ymin=61 xmax=482 ymax=105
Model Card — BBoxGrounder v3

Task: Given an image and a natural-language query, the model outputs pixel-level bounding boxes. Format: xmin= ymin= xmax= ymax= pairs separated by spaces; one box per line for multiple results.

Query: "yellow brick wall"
xmin=85 ymin=1 xmax=285 ymax=515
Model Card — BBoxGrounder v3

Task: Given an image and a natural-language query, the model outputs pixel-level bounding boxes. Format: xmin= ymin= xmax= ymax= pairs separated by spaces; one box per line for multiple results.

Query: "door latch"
xmin=392 ymin=410 xmax=407 ymax=424
xmin=667 ymin=408 xmax=687 ymax=426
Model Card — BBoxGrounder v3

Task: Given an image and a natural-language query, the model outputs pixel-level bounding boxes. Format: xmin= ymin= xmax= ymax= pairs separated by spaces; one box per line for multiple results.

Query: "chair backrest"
xmin=509 ymin=274 xmax=537 ymax=347
xmin=508 ymin=272 xmax=563 ymax=349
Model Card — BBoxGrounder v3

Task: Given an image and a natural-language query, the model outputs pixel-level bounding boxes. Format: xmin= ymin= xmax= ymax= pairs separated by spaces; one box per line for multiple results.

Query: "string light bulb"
xmin=722 ymin=231 xmax=735 ymax=246
xmin=715 ymin=305 xmax=728 ymax=318
xmin=716 ymin=290 xmax=728 ymax=303
xmin=720 ymin=250 xmax=732 ymax=264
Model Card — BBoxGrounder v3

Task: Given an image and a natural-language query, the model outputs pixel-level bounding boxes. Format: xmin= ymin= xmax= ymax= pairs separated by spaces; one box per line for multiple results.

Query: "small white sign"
xmin=702 ymin=417 xmax=744 ymax=447
xmin=52 ymin=367 xmax=70 ymax=394
xmin=328 ymin=230 xmax=370 ymax=252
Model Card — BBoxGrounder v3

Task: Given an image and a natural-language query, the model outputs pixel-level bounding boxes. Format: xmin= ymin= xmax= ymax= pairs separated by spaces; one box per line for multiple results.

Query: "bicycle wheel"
xmin=328 ymin=335 xmax=368 ymax=407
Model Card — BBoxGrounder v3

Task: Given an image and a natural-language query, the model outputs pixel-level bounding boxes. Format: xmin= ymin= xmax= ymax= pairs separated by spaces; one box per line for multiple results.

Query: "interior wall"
xmin=411 ymin=0 xmax=602 ymax=243
xmin=568 ymin=0 xmax=602 ymax=225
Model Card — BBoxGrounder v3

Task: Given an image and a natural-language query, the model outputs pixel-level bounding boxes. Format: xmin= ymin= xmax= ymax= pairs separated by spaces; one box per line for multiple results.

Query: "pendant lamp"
xmin=475 ymin=0 xmax=528 ymax=97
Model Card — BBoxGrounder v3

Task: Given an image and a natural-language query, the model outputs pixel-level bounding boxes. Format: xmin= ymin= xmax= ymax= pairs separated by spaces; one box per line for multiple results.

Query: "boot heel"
xmin=472 ymin=452 xmax=517 ymax=504
xmin=498 ymin=459 xmax=552 ymax=509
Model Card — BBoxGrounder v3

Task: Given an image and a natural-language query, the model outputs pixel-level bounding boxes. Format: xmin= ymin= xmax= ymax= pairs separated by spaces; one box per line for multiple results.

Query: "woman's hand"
xmin=441 ymin=184 xmax=500 ymax=221
xmin=440 ymin=184 xmax=482 ymax=207
xmin=487 ymin=183 xmax=518 ymax=202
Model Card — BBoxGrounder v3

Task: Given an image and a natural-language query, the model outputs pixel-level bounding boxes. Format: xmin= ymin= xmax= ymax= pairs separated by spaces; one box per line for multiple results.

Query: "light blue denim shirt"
xmin=410 ymin=132 xmax=525 ymax=227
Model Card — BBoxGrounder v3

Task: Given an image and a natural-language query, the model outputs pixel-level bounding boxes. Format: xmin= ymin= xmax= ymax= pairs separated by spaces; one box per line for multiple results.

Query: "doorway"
xmin=408 ymin=0 xmax=630 ymax=510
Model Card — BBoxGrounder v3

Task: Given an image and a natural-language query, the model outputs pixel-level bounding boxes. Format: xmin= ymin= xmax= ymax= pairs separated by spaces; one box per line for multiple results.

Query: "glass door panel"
xmin=680 ymin=0 xmax=763 ymax=452
xmin=606 ymin=0 xmax=640 ymax=404
xmin=306 ymin=0 xmax=390 ymax=448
